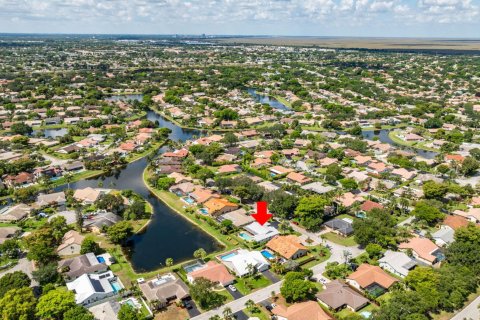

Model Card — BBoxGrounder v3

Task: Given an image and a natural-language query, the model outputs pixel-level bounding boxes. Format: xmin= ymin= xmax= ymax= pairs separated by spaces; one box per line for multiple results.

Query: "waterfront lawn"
xmin=322 ymin=232 xmax=358 ymax=247
xmin=235 ymin=274 xmax=271 ymax=295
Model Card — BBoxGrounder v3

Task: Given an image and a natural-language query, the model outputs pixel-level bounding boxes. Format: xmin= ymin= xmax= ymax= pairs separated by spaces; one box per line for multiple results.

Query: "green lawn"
xmin=235 ymin=275 xmax=271 ymax=295
xmin=322 ymin=232 xmax=358 ymax=247
xmin=244 ymin=306 xmax=271 ymax=320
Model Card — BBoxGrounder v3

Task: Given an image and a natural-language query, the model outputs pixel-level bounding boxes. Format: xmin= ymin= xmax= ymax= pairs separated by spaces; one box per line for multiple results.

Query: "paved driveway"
xmin=186 ymin=300 xmax=201 ymax=318
xmin=233 ymin=310 xmax=249 ymax=320
xmin=261 ymin=270 xmax=280 ymax=283
xmin=227 ymin=285 xmax=244 ymax=300
xmin=0 ymin=257 xmax=38 ymax=287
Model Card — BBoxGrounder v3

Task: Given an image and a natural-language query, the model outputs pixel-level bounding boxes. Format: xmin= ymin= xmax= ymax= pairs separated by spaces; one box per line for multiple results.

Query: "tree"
xmin=294 ymin=196 xmax=329 ymax=231
xmin=80 ymin=236 xmax=102 ymax=255
xmin=35 ymin=288 xmax=76 ymax=320
xmin=221 ymin=132 xmax=239 ymax=146
xmin=118 ymin=304 xmax=141 ymax=320
xmin=165 ymin=257 xmax=174 ymax=267
xmin=0 ymin=238 xmax=20 ymax=259
xmin=412 ymin=201 xmax=444 ymax=226
xmin=365 ymin=243 xmax=383 ymax=259
xmin=156 ymin=177 xmax=175 ymax=190
xmin=107 ymin=221 xmax=133 ymax=245
xmin=352 ymin=208 xmax=397 ymax=248
xmin=195 ymin=168 xmax=214 ymax=185
xmin=222 ymin=306 xmax=233 ymax=320
xmin=32 ymin=263 xmax=61 ymax=286
xmin=280 ymin=272 xmax=317 ymax=303
xmin=10 ymin=123 xmax=33 ymax=135
xmin=422 ymin=181 xmax=448 ymax=199
xmin=0 ymin=287 xmax=36 ymax=320
xmin=339 ymin=178 xmax=358 ymax=191
xmin=372 ymin=290 xmax=432 ymax=320
xmin=191 ymin=278 xmax=227 ymax=310
xmin=324 ymin=262 xmax=351 ymax=279
xmin=0 ymin=271 xmax=31 ymax=298
xmin=95 ymin=193 xmax=124 ymax=214
xmin=460 ymin=157 xmax=479 ymax=176
xmin=63 ymin=306 xmax=95 ymax=320
xmin=194 ymin=248 xmax=207 ymax=261
xmin=263 ymin=190 xmax=298 ymax=219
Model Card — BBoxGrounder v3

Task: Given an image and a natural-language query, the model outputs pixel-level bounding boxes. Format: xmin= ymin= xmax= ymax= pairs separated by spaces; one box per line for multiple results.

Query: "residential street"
xmin=451 ymin=295 xmax=480 ymax=320
xmin=191 ymin=224 xmax=365 ymax=320
xmin=0 ymin=257 xmax=38 ymax=287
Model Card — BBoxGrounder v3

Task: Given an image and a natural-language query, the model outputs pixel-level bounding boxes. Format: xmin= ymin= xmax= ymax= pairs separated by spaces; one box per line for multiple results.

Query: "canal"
xmin=62 ymin=110 xmax=221 ymax=273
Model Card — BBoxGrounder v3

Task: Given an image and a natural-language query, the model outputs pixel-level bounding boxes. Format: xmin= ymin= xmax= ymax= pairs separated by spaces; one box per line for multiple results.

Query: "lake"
xmin=247 ymin=88 xmax=291 ymax=112
xmin=59 ymin=110 xmax=221 ymax=272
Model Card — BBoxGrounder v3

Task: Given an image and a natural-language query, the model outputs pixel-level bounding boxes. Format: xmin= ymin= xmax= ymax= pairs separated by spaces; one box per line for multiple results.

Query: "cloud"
xmin=0 ymin=0 xmax=479 ymax=35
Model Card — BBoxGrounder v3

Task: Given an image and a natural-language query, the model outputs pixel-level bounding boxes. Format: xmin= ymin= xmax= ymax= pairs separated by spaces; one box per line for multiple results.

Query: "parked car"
xmin=228 ymin=284 xmax=237 ymax=292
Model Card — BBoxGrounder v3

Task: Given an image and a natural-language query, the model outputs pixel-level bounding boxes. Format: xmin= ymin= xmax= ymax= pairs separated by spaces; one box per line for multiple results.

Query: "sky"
xmin=0 ymin=0 xmax=479 ymax=38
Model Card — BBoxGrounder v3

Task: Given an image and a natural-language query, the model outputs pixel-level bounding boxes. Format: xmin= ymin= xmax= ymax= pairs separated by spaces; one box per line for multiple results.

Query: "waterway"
xmin=247 ymin=88 xmax=291 ymax=112
xmin=105 ymin=94 xmax=144 ymax=102
xmin=33 ymin=128 xmax=69 ymax=138
xmin=361 ymin=129 xmax=438 ymax=159
xmin=59 ymin=110 xmax=221 ymax=272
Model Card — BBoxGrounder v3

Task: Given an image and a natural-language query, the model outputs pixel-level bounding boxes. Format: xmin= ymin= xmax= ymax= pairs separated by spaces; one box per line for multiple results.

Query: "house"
xmin=74 ymin=187 xmax=105 ymax=204
xmin=445 ymin=154 xmax=465 ymax=163
xmin=4 ymin=172 xmax=35 ymax=187
xmin=286 ymin=172 xmax=312 ymax=185
xmin=346 ymin=263 xmax=398 ymax=294
xmin=266 ymin=235 xmax=308 ymax=260
xmin=360 ymin=200 xmax=384 ymax=212
xmin=272 ymin=301 xmax=332 ymax=320
xmin=0 ymin=203 xmax=31 ymax=222
xmin=36 ymin=191 xmax=66 ymax=207
xmin=378 ymin=250 xmax=417 ymax=278
xmin=57 ymin=230 xmax=85 ymax=256
xmin=88 ymin=300 xmax=121 ymax=320
xmin=203 ymin=198 xmax=238 ymax=216
xmin=324 ymin=218 xmax=354 ymax=237
xmin=62 ymin=161 xmax=84 ymax=172
xmin=218 ymin=208 xmax=255 ymax=227
xmin=66 ymin=271 xmax=123 ymax=306
xmin=170 ymin=182 xmax=196 ymax=196
xmin=269 ymin=165 xmax=294 ymax=176
xmin=242 ymin=222 xmax=279 ymax=243
xmin=139 ymin=274 xmax=190 ymax=309
xmin=190 ymin=188 xmax=218 ymax=204
xmin=301 ymin=182 xmax=335 ymax=195
xmin=336 ymin=192 xmax=365 ymax=208
xmin=391 ymin=168 xmax=417 ymax=181
xmin=187 ymin=261 xmax=235 ymax=287
xmin=399 ymin=237 xmax=442 ymax=265
xmin=316 ymin=280 xmax=369 ymax=312
xmin=404 ymin=133 xmax=424 ymax=142
xmin=220 ymin=249 xmax=270 ymax=277
xmin=163 ymin=148 xmax=188 ymax=158
xmin=58 ymin=253 xmax=109 ymax=280
xmin=119 ymin=142 xmax=136 ymax=152
xmin=453 ymin=208 xmax=480 ymax=223
xmin=0 ymin=226 xmax=21 ymax=244
xmin=167 ymin=172 xmax=192 ymax=184
xmin=83 ymin=212 xmax=122 ymax=233
xmin=217 ymin=164 xmax=241 ymax=174
xmin=367 ymin=162 xmax=389 ymax=174
xmin=354 ymin=155 xmax=372 ymax=166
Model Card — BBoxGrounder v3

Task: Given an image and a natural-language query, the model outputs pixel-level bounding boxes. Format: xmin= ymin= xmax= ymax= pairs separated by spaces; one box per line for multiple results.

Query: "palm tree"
xmin=245 ymin=299 xmax=255 ymax=311
xmin=222 ymin=307 xmax=233 ymax=320
xmin=64 ymin=172 xmax=73 ymax=189
xmin=193 ymin=248 xmax=207 ymax=261
xmin=343 ymin=250 xmax=352 ymax=265
xmin=165 ymin=257 xmax=174 ymax=267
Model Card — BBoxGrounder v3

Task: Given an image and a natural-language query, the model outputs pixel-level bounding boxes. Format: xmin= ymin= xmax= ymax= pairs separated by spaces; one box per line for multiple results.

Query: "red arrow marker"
xmin=252 ymin=201 xmax=272 ymax=226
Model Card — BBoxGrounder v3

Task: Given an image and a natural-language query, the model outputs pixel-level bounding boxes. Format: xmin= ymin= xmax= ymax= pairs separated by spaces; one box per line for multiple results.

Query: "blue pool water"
xmin=220 ymin=252 xmax=238 ymax=261
xmin=261 ymin=250 xmax=275 ymax=260
xmin=360 ymin=311 xmax=372 ymax=318
xmin=239 ymin=232 xmax=253 ymax=241
xmin=183 ymin=197 xmax=195 ymax=204
xmin=199 ymin=208 xmax=208 ymax=215
xmin=50 ymin=176 xmax=62 ymax=181
xmin=111 ymin=281 xmax=122 ymax=292
xmin=183 ymin=262 xmax=204 ymax=273
xmin=97 ymin=256 xmax=106 ymax=263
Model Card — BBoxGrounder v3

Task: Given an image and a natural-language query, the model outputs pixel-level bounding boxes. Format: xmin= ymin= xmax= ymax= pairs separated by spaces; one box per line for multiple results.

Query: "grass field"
xmin=322 ymin=232 xmax=358 ymax=246
xmin=235 ymin=274 xmax=271 ymax=295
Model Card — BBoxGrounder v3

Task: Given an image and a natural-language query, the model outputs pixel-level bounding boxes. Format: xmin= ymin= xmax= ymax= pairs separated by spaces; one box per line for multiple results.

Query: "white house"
xmin=378 ymin=250 xmax=417 ymax=278
xmin=66 ymin=271 xmax=123 ymax=306
xmin=242 ymin=222 xmax=279 ymax=243
xmin=220 ymin=249 xmax=270 ymax=277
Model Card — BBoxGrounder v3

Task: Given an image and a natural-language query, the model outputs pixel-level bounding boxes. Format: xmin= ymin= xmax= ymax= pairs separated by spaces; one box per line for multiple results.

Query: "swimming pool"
xmin=220 ymin=252 xmax=238 ymax=261
xmin=261 ymin=250 xmax=275 ymax=260
xmin=183 ymin=197 xmax=195 ymax=204
xmin=199 ymin=208 xmax=209 ymax=215
xmin=239 ymin=232 xmax=253 ymax=241
xmin=360 ymin=311 xmax=372 ymax=318
xmin=183 ymin=262 xmax=204 ymax=273
xmin=110 ymin=281 xmax=122 ymax=292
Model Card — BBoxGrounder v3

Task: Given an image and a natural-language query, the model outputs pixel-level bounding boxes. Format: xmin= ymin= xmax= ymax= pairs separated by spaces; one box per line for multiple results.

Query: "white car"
xmin=228 ymin=285 xmax=237 ymax=292
xmin=136 ymin=277 xmax=145 ymax=284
